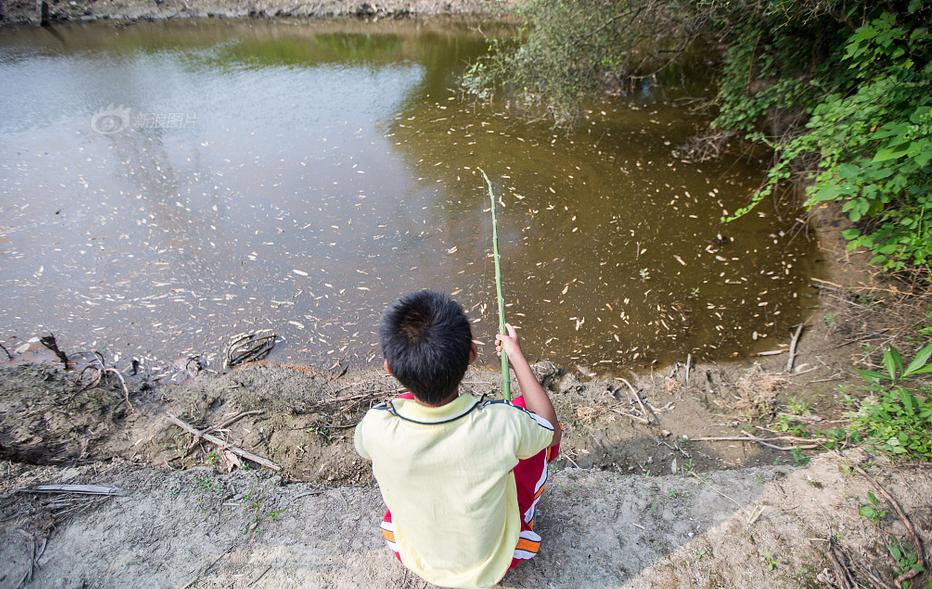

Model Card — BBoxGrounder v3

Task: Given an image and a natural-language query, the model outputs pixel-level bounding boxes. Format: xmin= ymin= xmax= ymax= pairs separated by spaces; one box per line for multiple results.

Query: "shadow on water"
xmin=0 ymin=18 xmax=820 ymax=377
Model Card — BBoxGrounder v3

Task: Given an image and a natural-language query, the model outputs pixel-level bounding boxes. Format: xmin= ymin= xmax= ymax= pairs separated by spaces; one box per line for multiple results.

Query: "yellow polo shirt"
xmin=354 ymin=394 xmax=554 ymax=588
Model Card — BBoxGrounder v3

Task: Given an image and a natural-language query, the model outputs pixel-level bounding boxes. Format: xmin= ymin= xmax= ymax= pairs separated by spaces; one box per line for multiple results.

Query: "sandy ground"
xmin=1 ymin=449 xmax=930 ymax=589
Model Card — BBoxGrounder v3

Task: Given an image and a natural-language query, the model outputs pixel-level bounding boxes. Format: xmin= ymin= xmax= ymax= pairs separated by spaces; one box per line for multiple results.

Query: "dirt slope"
xmin=2 ymin=452 xmax=930 ymax=589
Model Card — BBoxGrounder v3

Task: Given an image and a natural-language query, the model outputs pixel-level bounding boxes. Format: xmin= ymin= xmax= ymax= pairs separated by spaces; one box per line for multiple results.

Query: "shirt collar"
xmin=390 ymin=394 xmax=481 ymax=424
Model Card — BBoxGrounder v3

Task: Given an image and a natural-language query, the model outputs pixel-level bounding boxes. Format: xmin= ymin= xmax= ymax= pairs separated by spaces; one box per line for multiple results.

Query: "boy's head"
xmin=379 ymin=290 xmax=474 ymax=405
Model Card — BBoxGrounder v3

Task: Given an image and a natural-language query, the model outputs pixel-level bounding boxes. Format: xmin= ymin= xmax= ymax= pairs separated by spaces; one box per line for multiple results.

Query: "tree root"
xmin=73 ymin=352 xmax=134 ymax=412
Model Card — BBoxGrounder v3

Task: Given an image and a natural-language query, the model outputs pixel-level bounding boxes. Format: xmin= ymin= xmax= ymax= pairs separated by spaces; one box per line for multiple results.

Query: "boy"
xmin=354 ymin=290 xmax=561 ymax=588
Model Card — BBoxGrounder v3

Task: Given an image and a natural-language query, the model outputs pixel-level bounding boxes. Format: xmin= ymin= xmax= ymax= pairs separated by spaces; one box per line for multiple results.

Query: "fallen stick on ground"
xmin=296 ymin=386 xmax=404 ymax=413
xmin=825 ymin=537 xmax=859 ymax=589
xmin=786 ymin=324 xmax=805 ymax=373
xmin=316 ymin=422 xmax=359 ymax=430
xmin=166 ymin=413 xmax=282 ymax=472
xmin=203 ymin=410 xmax=264 ymax=435
xmin=689 ymin=471 xmax=756 ymax=520
xmin=607 ymin=405 xmax=651 ymax=425
xmin=751 ymin=349 xmax=786 ymax=357
xmin=17 ymin=484 xmax=127 ymax=496
xmin=853 ymin=464 xmax=926 ymax=589
xmin=176 ymin=410 xmax=266 ymax=460
xmin=616 ymin=377 xmax=656 ymax=424
xmin=690 ymin=433 xmax=823 ymax=451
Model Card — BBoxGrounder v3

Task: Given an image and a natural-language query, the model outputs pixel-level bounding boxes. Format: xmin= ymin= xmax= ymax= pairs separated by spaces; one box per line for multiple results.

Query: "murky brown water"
xmin=0 ymin=19 xmax=819 ymax=378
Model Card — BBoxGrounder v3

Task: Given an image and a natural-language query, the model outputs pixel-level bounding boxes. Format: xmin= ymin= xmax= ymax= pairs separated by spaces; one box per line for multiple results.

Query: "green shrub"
xmin=840 ymin=344 xmax=932 ymax=461
xmin=725 ymin=5 xmax=932 ymax=270
xmin=797 ymin=12 xmax=931 ymax=270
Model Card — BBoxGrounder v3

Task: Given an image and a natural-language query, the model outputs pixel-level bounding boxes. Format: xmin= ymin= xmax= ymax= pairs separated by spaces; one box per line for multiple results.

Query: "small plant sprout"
xmin=266 ymin=508 xmax=287 ymax=521
xmin=886 ymin=535 xmax=925 ymax=580
xmin=791 ymin=446 xmax=810 ymax=466
xmin=639 ymin=267 xmax=650 ymax=280
xmin=859 ymin=491 xmax=886 ymax=523
xmin=785 ymin=395 xmax=812 ymax=416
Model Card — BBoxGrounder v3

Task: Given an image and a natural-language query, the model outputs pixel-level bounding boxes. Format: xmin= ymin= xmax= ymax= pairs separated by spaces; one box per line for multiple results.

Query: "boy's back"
xmin=355 ymin=290 xmax=561 ymax=588
xmin=355 ymin=394 xmax=553 ymax=587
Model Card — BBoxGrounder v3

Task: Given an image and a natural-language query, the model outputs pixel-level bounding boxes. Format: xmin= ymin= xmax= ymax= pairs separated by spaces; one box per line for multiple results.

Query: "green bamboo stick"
xmin=480 ymin=168 xmax=511 ymax=400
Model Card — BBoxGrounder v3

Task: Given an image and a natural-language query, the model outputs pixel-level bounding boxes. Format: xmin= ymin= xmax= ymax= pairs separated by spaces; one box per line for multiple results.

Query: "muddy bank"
xmin=0 ymin=358 xmax=789 ymax=485
xmin=0 ymin=0 xmax=519 ymax=25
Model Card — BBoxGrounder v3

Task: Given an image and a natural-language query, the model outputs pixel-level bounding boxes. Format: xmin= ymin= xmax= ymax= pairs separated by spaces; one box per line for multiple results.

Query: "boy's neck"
xmin=414 ymin=389 xmax=460 ymax=408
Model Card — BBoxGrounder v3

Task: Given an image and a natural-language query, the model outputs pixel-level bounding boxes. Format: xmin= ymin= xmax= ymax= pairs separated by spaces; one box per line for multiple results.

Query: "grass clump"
xmin=829 ymin=343 xmax=932 ymax=461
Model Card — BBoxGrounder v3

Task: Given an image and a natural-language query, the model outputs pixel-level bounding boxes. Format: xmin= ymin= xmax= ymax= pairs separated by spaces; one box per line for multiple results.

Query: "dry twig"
xmin=690 ymin=432 xmax=824 ymax=451
xmin=39 ymin=333 xmax=68 ymax=367
xmin=224 ymin=330 xmax=276 ymax=368
xmin=786 ymin=324 xmax=805 ymax=373
xmin=166 ymin=413 xmax=282 ymax=472
xmin=616 ymin=377 xmax=655 ymax=424
xmin=853 ymin=464 xmax=926 ymax=589
xmin=17 ymin=484 xmax=126 ymax=496
xmin=74 ymin=352 xmax=134 ymax=411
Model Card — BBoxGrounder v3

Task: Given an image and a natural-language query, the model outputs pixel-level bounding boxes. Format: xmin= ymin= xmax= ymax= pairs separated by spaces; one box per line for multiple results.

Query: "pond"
xmin=0 ymin=18 xmax=820 ymax=379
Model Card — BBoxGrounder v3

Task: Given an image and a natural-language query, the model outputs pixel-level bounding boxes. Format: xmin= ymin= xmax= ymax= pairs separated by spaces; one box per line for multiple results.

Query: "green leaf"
xmin=910 ymin=141 xmax=932 ymax=167
xmin=884 ymin=346 xmax=904 ymax=380
xmin=898 ymin=388 xmax=916 ymax=413
xmin=809 ymin=183 xmax=846 ymax=203
xmin=858 ymin=368 xmax=890 ymax=382
xmin=875 ymin=146 xmax=909 ymax=162
xmin=838 ymin=163 xmax=860 ymax=180
xmin=904 ymin=343 xmax=932 ymax=376
xmin=889 ymin=543 xmax=903 ymax=560
xmin=870 ymin=122 xmax=908 ymax=140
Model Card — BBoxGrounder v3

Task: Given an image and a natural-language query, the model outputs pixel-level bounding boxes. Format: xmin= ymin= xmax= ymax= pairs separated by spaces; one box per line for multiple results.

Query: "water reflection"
xmin=0 ymin=19 xmax=818 ymax=377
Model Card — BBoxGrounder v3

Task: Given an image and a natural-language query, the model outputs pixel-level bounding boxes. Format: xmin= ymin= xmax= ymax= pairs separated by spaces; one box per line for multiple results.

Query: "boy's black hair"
xmin=379 ymin=290 xmax=473 ymax=405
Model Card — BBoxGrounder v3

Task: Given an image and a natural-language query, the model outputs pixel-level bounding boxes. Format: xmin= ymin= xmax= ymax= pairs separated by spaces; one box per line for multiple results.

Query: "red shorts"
xmin=381 ymin=394 xmax=560 ymax=571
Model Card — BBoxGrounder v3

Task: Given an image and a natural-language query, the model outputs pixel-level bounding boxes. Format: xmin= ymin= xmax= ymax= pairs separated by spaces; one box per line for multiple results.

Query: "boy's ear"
xmin=383 ymin=359 xmax=393 ymax=375
xmin=469 ymin=341 xmax=478 ymax=364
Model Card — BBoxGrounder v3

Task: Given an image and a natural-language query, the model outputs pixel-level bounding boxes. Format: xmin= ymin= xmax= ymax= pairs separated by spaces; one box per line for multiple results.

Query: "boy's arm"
xmin=496 ymin=323 xmax=562 ymax=448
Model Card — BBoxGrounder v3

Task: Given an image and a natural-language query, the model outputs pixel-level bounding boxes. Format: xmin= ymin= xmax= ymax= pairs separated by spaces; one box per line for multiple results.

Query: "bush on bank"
xmin=464 ymin=0 xmax=932 ymax=271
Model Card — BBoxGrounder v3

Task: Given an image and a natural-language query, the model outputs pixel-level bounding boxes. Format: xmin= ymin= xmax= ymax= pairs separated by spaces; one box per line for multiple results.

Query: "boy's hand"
xmin=494 ymin=323 xmax=561 ymax=448
xmin=495 ymin=323 xmax=523 ymax=360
